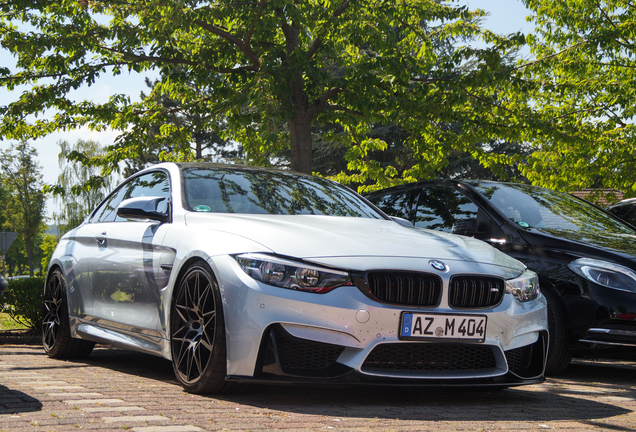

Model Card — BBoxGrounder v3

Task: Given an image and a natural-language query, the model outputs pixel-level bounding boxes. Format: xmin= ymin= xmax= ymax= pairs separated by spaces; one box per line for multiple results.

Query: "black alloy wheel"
xmin=42 ymin=269 xmax=95 ymax=359
xmin=170 ymin=262 xmax=236 ymax=394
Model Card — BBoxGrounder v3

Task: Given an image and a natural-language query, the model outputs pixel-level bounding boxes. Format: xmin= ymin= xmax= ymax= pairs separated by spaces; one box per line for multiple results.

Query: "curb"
xmin=0 ymin=330 xmax=41 ymax=346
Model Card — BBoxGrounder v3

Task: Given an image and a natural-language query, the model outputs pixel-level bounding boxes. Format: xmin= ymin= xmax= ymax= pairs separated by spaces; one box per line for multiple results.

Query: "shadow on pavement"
xmin=0 ymin=385 xmax=43 ymax=414
xmin=75 ymin=347 xmax=635 ymax=424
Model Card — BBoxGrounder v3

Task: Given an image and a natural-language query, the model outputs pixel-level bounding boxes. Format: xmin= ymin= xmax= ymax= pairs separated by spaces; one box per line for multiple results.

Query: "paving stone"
xmin=82 ymin=406 xmax=146 ymax=413
xmin=63 ymin=398 xmax=124 ymax=405
xmin=0 ymin=346 xmax=635 ymax=431
xmin=101 ymin=414 xmax=169 ymax=423
xmin=131 ymin=427 xmax=204 ymax=431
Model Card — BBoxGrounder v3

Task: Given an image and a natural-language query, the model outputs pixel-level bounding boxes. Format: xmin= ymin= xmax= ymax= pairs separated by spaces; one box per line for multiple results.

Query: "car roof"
xmin=364 ymin=179 xmax=536 ymax=197
xmin=608 ymin=197 xmax=636 ymax=209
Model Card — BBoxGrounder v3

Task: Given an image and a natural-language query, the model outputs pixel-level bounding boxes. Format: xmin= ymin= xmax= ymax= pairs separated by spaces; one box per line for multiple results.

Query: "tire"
xmin=542 ymin=288 xmax=572 ymax=375
xmin=170 ymin=262 xmax=238 ymax=394
xmin=42 ymin=269 xmax=95 ymax=359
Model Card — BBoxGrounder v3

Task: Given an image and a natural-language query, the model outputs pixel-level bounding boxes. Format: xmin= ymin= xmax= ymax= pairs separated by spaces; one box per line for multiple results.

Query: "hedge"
xmin=1 ymin=277 xmax=44 ymax=331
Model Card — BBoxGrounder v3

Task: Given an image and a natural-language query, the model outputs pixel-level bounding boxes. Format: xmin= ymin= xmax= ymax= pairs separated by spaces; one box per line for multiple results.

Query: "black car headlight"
xmin=568 ymin=258 xmax=636 ymax=292
xmin=234 ymin=253 xmax=352 ymax=293
xmin=506 ymin=269 xmax=540 ymax=302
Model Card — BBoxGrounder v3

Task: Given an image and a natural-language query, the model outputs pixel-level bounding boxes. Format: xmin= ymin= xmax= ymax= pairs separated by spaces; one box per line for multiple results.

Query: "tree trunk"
xmin=288 ymin=68 xmax=313 ymax=174
xmin=289 ymin=113 xmax=313 ymax=174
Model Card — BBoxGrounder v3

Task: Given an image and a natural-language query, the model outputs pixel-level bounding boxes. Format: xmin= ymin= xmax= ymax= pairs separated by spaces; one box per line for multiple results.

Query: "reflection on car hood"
xmin=185 ymin=213 xmax=524 ymax=271
xmin=523 ymin=228 xmax=636 ymax=259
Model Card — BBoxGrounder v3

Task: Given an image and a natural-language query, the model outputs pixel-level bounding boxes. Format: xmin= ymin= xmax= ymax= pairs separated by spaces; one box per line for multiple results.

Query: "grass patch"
xmin=0 ymin=312 xmax=28 ymax=330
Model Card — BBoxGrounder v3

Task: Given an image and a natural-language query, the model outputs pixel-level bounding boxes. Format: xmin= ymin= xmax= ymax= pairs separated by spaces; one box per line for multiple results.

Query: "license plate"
xmin=400 ymin=313 xmax=486 ymax=342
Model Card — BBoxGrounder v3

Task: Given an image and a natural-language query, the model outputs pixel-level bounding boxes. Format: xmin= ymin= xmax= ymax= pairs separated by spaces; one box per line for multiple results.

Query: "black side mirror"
xmin=117 ymin=196 xmax=169 ymax=222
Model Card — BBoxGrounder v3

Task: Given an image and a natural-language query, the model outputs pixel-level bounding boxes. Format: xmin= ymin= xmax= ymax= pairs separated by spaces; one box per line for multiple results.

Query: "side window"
xmin=91 ymin=184 xmax=130 ymax=223
xmin=611 ymin=205 xmax=634 ymax=220
xmin=624 ymin=208 xmax=636 ymax=227
xmin=118 ymin=171 xmax=171 ymax=221
xmin=415 ymin=186 xmax=479 ymax=233
xmin=369 ymin=190 xmax=414 ymax=221
xmin=125 ymin=172 xmax=170 ymax=201
xmin=91 ymin=171 xmax=170 ymax=224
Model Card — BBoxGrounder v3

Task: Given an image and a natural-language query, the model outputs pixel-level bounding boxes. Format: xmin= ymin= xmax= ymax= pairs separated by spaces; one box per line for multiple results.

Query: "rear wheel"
xmin=170 ymin=262 xmax=237 ymax=394
xmin=542 ymin=288 xmax=572 ymax=375
xmin=42 ymin=269 xmax=95 ymax=359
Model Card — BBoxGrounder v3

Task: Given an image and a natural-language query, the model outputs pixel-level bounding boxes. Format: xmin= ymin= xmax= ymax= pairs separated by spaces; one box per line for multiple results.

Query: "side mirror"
xmin=452 ymin=218 xmax=477 ymax=236
xmin=117 ymin=196 xmax=169 ymax=222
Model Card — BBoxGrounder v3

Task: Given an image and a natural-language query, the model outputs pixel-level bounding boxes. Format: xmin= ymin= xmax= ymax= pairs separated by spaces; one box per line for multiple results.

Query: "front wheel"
xmin=42 ymin=269 xmax=95 ymax=359
xmin=542 ymin=288 xmax=572 ymax=375
xmin=170 ymin=262 xmax=238 ymax=394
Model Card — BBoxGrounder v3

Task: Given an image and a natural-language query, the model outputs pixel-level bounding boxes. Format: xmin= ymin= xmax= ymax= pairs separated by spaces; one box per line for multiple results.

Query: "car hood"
xmin=185 ymin=213 xmax=524 ymax=271
xmin=521 ymin=228 xmax=636 ymax=261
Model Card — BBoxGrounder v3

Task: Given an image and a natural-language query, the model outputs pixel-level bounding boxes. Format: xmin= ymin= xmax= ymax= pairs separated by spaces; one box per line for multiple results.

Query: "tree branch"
xmin=101 ymin=46 xmax=259 ymax=73
xmin=275 ymin=6 xmax=298 ymax=56
xmin=245 ymin=0 xmax=267 ymax=47
xmin=307 ymin=0 xmax=351 ymax=60
xmin=506 ymin=40 xmax=587 ymax=73
xmin=308 ymin=87 xmax=344 ymax=117
xmin=324 ymin=104 xmax=363 ymax=116
xmin=193 ymin=18 xmax=261 ymax=67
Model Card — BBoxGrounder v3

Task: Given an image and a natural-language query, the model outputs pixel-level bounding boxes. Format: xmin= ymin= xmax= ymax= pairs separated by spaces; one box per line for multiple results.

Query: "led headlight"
xmin=506 ymin=269 xmax=540 ymax=302
xmin=234 ymin=253 xmax=352 ymax=293
xmin=568 ymin=258 xmax=636 ymax=292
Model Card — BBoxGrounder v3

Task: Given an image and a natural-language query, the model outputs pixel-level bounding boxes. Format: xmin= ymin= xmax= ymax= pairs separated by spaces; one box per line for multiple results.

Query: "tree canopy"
xmin=0 ymin=141 xmax=46 ymax=276
xmin=521 ymin=0 xmax=636 ymax=197
xmin=52 ymin=139 xmax=114 ymax=234
xmin=0 ymin=0 xmax=552 ymax=193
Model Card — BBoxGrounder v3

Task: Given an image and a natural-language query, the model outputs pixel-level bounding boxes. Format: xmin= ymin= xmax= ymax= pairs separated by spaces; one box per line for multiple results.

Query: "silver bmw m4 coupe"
xmin=43 ymin=162 xmax=548 ymax=393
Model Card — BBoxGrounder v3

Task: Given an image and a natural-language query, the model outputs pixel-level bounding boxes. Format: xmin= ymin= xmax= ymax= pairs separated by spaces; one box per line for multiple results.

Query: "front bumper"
xmin=559 ymin=276 xmax=636 ymax=350
xmin=210 ymin=255 xmax=548 ymax=387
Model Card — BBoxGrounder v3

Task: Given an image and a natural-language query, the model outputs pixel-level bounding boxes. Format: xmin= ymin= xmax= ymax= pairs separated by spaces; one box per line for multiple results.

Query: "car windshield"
xmin=471 ymin=182 xmax=635 ymax=234
xmin=182 ymin=167 xmax=383 ymax=218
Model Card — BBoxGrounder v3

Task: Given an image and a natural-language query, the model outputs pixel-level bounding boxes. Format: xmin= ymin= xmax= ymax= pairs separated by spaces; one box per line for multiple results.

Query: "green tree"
xmin=0 ymin=0 xmax=542 ymax=187
xmin=40 ymin=233 xmax=59 ymax=273
xmin=52 ymin=139 xmax=114 ymax=234
xmin=122 ymin=77 xmax=239 ymax=178
xmin=521 ymin=0 xmax=636 ymax=195
xmin=0 ymin=142 xmax=46 ymax=277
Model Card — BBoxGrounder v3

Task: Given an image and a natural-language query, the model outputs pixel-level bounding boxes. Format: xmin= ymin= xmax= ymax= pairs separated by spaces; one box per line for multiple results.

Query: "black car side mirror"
xmin=117 ymin=196 xmax=169 ymax=222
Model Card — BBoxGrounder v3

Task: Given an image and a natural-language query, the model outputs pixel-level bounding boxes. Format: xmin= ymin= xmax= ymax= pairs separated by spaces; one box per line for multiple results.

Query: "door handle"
xmin=95 ymin=232 xmax=107 ymax=245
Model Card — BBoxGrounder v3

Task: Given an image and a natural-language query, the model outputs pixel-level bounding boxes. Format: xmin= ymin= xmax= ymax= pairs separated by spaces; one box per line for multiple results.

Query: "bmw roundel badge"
xmin=429 ymin=260 xmax=448 ymax=272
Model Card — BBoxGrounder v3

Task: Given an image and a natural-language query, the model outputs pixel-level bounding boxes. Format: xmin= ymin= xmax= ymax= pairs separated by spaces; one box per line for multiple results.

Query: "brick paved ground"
xmin=0 ymin=344 xmax=635 ymax=431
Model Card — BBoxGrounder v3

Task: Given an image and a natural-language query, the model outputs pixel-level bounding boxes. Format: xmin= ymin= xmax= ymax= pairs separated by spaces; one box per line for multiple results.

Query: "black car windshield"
xmin=182 ymin=167 xmax=383 ymax=218
xmin=472 ymin=182 xmax=635 ymax=234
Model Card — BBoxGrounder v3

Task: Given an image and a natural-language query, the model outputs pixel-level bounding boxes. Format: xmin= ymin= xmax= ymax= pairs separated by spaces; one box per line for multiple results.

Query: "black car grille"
xmin=362 ymin=343 xmax=497 ymax=372
xmin=505 ymin=345 xmax=533 ymax=374
xmin=449 ymin=276 xmax=505 ymax=308
xmin=273 ymin=326 xmax=345 ymax=372
xmin=365 ymin=272 xmax=442 ymax=307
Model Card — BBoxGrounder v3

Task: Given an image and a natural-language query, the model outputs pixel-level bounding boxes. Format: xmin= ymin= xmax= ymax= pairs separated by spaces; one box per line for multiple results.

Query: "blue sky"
xmin=0 ymin=0 xmax=534 ymax=217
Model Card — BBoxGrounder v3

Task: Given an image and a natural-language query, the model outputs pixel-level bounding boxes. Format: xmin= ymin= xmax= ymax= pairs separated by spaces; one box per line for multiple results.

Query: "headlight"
xmin=506 ymin=269 xmax=540 ymax=302
xmin=568 ymin=258 xmax=636 ymax=292
xmin=234 ymin=253 xmax=352 ymax=293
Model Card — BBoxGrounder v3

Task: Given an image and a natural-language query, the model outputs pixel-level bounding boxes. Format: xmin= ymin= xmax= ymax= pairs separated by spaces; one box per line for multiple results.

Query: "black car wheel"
xmin=42 ymin=269 xmax=95 ymax=359
xmin=170 ymin=262 xmax=237 ymax=394
xmin=542 ymin=288 xmax=572 ymax=375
